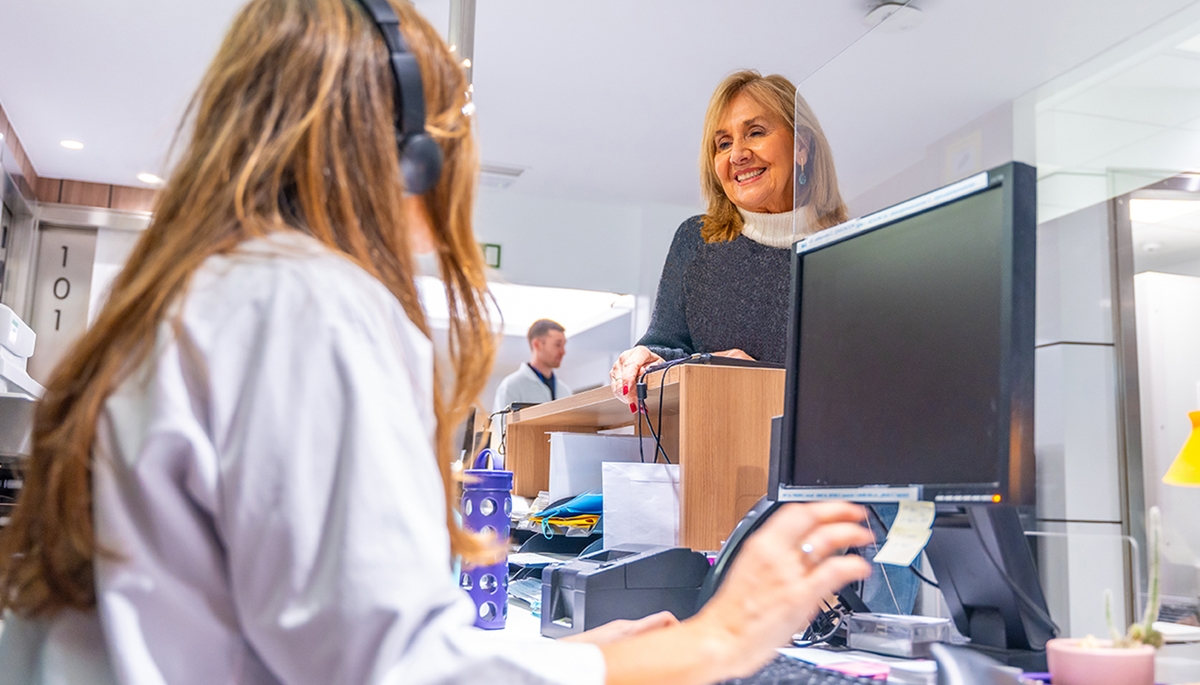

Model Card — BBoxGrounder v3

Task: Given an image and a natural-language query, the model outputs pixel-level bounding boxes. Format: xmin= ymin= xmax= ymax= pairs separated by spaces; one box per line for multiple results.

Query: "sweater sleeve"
xmin=637 ymin=216 xmax=703 ymax=360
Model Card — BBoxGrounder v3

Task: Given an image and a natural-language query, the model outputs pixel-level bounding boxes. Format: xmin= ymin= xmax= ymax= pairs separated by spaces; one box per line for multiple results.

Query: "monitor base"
xmin=962 ymin=643 xmax=1046 ymax=672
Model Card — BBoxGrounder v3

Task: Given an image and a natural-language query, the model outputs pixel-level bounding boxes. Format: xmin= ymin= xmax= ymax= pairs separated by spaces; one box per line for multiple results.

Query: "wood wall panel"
xmin=9 ymin=135 xmax=26 ymax=179
xmin=60 ymin=180 xmax=111 ymax=208
xmin=35 ymin=177 xmax=62 ymax=204
xmin=109 ymin=185 xmax=157 ymax=213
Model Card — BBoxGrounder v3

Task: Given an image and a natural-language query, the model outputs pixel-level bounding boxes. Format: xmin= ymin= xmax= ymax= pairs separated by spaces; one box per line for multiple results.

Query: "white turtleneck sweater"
xmin=737 ymin=207 xmax=807 ymax=249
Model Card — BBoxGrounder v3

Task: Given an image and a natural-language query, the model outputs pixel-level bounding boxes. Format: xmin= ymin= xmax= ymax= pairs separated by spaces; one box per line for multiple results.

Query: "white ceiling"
xmin=1 ymin=0 xmax=1198 ymax=208
xmin=1037 ymin=40 xmax=1200 ymax=221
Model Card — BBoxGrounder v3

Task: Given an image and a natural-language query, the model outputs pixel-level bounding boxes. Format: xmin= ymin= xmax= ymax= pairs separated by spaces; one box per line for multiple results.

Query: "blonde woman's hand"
xmin=609 ymin=346 xmax=664 ymax=409
xmin=712 ymin=348 xmax=754 ymax=361
xmin=693 ymin=502 xmax=874 ymax=679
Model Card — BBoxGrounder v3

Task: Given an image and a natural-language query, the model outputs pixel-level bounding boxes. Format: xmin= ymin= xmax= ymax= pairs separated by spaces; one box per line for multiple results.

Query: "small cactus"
xmin=1097 ymin=506 xmax=1165 ymax=650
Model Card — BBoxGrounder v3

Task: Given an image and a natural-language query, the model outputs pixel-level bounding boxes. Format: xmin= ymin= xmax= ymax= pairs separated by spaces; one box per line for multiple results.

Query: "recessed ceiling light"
xmin=60 ymin=140 xmax=84 ymax=150
xmin=137 ymin=173 xmax=164 ymax=186
xmin=461 ymin=58 xmax=471 ymax=68
xmin=1129 ymin=198 xmax=1200 ymax=223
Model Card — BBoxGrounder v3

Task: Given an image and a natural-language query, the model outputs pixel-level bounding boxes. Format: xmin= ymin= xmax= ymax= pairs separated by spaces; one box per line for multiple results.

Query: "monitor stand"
xmin=924 ymin=504 xmax=1056 ymax=671
xmin=699 ymin=497 xmax=1058 ymax=671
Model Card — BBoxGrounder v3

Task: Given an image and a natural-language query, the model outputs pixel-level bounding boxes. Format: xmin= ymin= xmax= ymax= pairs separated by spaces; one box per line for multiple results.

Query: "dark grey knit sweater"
xmin=638 ymin=215 xmax=791 ymax=363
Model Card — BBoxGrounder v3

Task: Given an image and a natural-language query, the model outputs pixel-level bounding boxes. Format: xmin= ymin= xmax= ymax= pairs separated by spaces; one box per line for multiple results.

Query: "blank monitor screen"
xmin=782 ymin=163 xmax=1035 ymax=503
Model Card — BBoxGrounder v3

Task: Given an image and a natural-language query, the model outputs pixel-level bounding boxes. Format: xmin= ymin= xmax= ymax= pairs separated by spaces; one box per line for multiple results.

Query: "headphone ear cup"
xmin=398 ymin=132 xmax=444 ymax=196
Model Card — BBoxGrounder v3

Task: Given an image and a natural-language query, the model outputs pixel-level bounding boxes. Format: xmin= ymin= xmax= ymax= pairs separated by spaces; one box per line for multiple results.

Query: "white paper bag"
xmin=547 ymin=432 xmax=654 ymax=503
xmin=602 ymin=462 xmax=681 ymax=550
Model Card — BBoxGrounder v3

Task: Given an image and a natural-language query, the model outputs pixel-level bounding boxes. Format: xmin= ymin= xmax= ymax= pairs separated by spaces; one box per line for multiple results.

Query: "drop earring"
xmin=798 ymin=168 xmax=808 ymax=186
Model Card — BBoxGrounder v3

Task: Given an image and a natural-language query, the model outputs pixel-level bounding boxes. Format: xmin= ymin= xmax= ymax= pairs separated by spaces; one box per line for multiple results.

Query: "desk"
xmin=503 ymin=363 xmax=786 ymax=551
xmin=499 ymin=603 xmax=1200 ymax=683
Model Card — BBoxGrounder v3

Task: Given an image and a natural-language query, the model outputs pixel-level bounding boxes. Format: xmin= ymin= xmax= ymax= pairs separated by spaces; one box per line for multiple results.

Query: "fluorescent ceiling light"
xmin=480 ymin=162 xmax=526 ymax=190
xmin=59 ymin=140 xmax=84 ymax=150
xmin=1129 ymin=198 xmax=1200 ymax=224
xmin=137 ymin=172 xmax=164 ymax=186
xmin=1176 ymin=33 xmax=1200 ymax=54
xmin=417 ymin=276 xmax=633 ymax=338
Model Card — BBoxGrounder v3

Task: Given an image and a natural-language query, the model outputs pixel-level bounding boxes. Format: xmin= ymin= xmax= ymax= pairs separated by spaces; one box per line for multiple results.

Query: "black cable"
xmin=970 ymin=518 xmax=1061 ymax=637
xmin=486 ymin=409 xmax=509 ymax=459
xmin=793 ymin=596 xmax=850 ymax=647
xmin=636 ymin=404 xmax=647 ymax=463
xmin=656 ymin=364 xmax=671 ymax=464
xmin=636 ymin=391 xmax=671 ymax=464
xmin=866 ymin=506 xmax=939 ymax=589
xmin=632 ymin=353 xmax=720 ymax=464
xmin=637 ymin=358 xmax=690 ymax=464
xmin=911 ymin=566 xmax=940 ymax=589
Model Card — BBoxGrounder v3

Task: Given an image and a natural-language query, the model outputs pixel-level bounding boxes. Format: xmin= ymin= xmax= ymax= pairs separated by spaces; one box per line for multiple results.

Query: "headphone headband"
xmin=352 ymin=0 xmax=443 ymax=195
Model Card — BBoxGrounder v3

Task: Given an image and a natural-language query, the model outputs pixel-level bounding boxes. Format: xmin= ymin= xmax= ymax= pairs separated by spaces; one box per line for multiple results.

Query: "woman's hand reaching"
xmin=595 ymin=502 xmax=874 ymax=685
xmin=564 ymin=612 xmax=679 ymax=646
xmin=609 ymin=346 xmax=664 ymax=410
xmin=693 ymin=502 xmax=874 ymax=678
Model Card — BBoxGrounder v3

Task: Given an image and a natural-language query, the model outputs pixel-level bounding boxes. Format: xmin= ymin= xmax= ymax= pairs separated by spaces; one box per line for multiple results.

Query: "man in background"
xmin=492 ymin=319 xmax=573 ymax=412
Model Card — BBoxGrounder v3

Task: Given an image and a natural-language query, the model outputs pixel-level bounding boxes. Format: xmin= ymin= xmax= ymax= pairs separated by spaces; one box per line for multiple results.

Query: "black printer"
xmin=539 ymin=544 xmax=710 ymax=638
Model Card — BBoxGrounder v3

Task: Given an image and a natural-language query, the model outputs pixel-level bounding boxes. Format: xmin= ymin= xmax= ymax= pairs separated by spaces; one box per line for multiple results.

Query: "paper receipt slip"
xmin=872 ymin=501 xmax=935 ymax=567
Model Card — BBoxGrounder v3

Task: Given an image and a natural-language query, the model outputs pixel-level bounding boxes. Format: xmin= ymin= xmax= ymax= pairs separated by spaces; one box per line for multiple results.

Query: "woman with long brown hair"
xmin=0 ymin=2 xmax=872 ymax=683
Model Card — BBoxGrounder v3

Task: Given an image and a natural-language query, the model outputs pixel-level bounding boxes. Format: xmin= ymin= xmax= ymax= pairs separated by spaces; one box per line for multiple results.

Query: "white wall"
xmin=474 ymin=187 xmax=699 ymax=316
xmin=472 ymin=188 xmax=700 ymax=406
xmin=87 ymin=226 xmax=142 ymax=324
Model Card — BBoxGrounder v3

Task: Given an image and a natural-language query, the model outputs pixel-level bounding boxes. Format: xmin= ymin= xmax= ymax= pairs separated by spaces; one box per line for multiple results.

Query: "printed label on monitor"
xmin=777 ymin=486 xmax=920 ymax=503
xmin=796 ymin=171 xmax=989 ymax=255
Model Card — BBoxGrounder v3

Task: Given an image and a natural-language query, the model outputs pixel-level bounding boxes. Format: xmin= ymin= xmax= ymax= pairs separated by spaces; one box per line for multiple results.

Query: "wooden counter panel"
xmin=502 ymin=364 xmax=785 ymax=549
xmin=677 ymin=366 xmax=785 ymax=549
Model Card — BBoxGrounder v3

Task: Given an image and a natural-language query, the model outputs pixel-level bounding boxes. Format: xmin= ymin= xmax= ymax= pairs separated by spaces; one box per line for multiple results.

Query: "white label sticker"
xmin=797 ymin=171 xmax=990 ymax=255
xmin=777 ymin=486 xmax=920 ymax=502
xmin=873 ymin=500 xmax=937 ymax=567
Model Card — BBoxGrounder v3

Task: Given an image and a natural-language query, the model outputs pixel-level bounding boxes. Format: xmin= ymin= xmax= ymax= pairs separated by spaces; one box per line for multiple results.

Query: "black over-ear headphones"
xmin=353 ymin=0 xmax=444 ymax=195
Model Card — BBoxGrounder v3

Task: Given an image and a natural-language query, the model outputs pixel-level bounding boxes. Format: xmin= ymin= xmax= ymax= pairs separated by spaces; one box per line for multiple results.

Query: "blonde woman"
xmin=0 ymin=3 xmax=871 ymax=684
xmin=611 ymin=71 xmax=846 ymax=406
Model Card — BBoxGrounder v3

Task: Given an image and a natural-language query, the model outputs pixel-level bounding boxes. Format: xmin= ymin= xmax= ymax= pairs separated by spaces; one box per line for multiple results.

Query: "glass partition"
xmin=789 ymin=0 xmax=1200 ymax=635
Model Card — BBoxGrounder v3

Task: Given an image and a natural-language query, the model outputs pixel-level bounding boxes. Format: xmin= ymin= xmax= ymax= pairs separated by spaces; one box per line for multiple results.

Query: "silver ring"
xmin=800 ymin=542 xmax=817 ymax=567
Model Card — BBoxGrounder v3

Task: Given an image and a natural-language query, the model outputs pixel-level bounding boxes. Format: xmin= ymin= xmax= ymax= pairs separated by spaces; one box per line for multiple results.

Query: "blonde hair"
xmin=0 ymin=0 xmax=496 ymax=617
xmin=699 ymin=70 xmax=848 ymax=243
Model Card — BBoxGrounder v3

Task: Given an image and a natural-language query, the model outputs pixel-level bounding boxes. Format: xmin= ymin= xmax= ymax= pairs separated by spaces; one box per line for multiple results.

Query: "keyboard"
xmin=719 ymin=654 xmax=881 ymax=685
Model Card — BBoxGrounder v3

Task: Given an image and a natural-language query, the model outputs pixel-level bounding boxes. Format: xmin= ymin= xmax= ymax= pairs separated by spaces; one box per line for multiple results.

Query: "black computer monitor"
xmin=776 ymin=161 xmax=1036 ymax=506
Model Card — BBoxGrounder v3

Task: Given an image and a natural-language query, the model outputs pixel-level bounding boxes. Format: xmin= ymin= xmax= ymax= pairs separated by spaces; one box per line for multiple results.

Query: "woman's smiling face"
xmin=713 ymin=92 xmax=797 ymax=214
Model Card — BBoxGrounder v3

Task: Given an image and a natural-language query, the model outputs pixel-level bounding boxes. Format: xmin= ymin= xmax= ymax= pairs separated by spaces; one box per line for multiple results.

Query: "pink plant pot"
xmin=1046 ymin=638 xmax=1155 ymax=685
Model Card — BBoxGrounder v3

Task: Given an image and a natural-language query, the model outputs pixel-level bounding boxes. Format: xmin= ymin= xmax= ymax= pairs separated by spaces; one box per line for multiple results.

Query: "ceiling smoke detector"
xmin=863 ymin=2 xmax=923 ymax=32
xmin=480 ymin=163 xmax=526 ymax=190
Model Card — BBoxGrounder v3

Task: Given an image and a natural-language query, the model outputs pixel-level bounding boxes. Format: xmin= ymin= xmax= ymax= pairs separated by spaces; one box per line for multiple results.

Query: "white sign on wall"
xmin=28 ymin=226 xmax=97 ymax=383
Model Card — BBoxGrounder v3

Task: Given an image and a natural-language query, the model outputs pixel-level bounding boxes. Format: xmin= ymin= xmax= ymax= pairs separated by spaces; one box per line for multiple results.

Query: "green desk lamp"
xmin=1164 ymin=411 xmax=1200 ymax=486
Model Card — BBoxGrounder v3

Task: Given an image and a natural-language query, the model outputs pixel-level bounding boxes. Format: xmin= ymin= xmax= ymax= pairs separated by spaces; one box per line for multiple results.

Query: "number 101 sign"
xmin=28 ymin=226 xmax=97 ymax=384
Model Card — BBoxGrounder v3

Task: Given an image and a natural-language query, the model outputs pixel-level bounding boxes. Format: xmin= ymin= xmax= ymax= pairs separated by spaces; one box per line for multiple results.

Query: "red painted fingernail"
xmin=623 ymin=384 xmax=628 ymax=395
xmin=630 ymin=403 xmax=637 ymax=414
